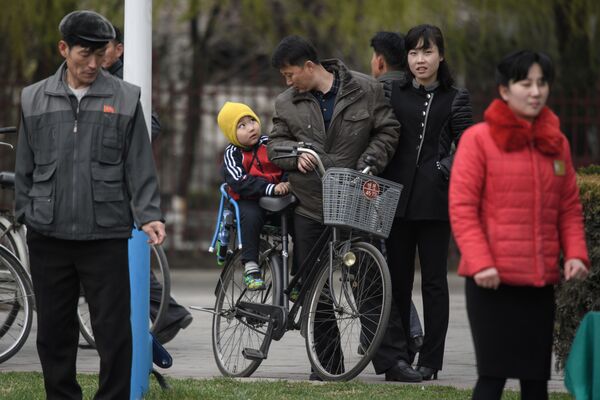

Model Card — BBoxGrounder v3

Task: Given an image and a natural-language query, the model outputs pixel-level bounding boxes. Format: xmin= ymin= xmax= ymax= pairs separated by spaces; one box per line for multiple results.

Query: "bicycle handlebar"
xmin=0 ymin=126 xmax=17 ymax=150
xmin=272 ymin=144 xmax=374 ymax=175
xmin=272 ymin=145 xmax=325 ymax=176
xmin=0 ymin=127 xmax=17 ymax=134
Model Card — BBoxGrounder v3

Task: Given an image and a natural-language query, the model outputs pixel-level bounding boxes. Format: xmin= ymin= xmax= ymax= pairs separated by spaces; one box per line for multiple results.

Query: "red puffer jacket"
xmin=449 ymin=99 xmax=589 ymax=286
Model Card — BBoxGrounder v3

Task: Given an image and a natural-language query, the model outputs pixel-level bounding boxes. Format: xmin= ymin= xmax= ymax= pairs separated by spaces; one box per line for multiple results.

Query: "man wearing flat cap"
xmin=15 ymin=10 xmax=165 ymax=399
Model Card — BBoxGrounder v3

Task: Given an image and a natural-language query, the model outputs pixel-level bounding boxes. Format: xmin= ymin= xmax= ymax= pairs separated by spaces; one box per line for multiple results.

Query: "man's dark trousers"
xmin=27 ymin=230 xmax=132 ymax=400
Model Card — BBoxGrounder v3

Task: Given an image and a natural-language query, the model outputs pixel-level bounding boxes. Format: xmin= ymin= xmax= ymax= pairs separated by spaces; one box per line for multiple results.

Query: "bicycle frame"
xmin=271 ymin=145 xmax=373 ymax=314
xmin=208 ymin=144 xmax=394 ymax=381
xmin=208 ymin=184 xmax=243 ymax=253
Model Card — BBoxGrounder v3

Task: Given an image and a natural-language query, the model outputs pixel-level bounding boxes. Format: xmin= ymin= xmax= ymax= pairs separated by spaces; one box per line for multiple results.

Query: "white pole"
xmin=124 ymin=1 xmax=153 ymax=398
xmin=124 ymin=0 xmax=152 ymax=137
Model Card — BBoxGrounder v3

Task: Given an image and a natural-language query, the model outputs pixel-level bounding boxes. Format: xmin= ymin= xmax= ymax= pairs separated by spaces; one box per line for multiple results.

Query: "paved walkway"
xmin=1 ymin=269 xmax=567 ymax=392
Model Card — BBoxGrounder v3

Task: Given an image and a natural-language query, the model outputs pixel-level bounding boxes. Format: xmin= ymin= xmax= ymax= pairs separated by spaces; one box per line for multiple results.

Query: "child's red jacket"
xmin=222 ymin=136 xmax=284 ymax=200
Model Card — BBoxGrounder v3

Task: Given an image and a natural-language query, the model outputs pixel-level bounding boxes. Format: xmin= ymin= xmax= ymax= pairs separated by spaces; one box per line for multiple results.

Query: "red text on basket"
xmin=362 ymin=180 xmax=380 ymax=200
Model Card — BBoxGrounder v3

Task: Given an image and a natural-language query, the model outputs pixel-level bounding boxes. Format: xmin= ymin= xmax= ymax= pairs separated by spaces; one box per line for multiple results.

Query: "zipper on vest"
xmin=72 ymin=103 xmax=80 ymax=234
xmin=73 ymin=105 xmax=79 ymax=133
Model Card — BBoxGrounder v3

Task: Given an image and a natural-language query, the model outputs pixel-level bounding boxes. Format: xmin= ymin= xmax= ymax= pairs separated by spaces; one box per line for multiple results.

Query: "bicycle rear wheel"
xmin=0 ymin=246 xmax=33 ymax=363
xmin=304 ymin=241 xmax=391 ymax=381
xmin=212 ymin=245 xmax=280 ymax=377
xmin=77 ymin=245 xmax=171 ymax=347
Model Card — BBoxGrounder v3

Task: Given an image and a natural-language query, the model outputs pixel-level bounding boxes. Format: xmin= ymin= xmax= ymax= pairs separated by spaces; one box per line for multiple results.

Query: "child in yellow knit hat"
xmin=218 ymin=101 xmax=290 ymax=290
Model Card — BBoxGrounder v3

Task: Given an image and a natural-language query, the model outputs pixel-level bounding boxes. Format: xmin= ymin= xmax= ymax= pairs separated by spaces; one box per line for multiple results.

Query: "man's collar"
xmin=62 ymin=69 xmax=91 ymax=91
xmin=107 ymin=58 xmax=123 ymax=78
xmin=311 ymin=71 xmax=339 ymax=97
xmin=291 ymin=59 xmax=360 ymax=102
xmin=44 ymin=62 xmax=113 ymax=97
xmin=378 ymin=70 xmax=405 ymax=82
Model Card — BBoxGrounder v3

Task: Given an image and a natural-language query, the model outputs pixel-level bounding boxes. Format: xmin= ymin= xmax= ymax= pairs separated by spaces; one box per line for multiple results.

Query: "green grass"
xmin=0 ymin=372 xmax=573 ymax=400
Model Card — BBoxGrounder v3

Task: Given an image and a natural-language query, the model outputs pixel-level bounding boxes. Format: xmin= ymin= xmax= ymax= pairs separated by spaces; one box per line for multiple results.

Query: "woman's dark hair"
xmin=404 ymin=24 xmax=454 ymax=89
xmin=495 ymin=50 xmax=555 ymax=86
xmin=271 ymin=35 xmax=320 ymax=69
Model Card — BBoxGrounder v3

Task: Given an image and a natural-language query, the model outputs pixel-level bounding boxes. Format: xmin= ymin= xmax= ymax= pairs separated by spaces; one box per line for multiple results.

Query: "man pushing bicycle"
xmin=268 ymin=35 xmax=402 ymax=381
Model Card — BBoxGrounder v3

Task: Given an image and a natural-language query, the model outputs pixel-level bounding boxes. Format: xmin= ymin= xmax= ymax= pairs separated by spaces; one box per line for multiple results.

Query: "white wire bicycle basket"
xmin=322 ymin=168 xmax=403 ymax=238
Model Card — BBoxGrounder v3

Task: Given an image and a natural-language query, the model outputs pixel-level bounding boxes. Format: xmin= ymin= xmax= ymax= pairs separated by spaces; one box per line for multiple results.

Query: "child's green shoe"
xmin=289 ymin=287 xmax=300 ymax=302
xmin=243 ymin=271 xmax=265 ymax=291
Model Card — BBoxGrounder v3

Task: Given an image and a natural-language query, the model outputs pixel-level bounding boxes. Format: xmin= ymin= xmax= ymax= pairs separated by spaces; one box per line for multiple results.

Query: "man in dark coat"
xmin=268 ymin=35 xmax=425 ymax=382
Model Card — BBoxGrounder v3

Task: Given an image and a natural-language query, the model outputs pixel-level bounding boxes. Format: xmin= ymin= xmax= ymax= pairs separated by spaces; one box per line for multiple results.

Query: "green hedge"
xmin=554 ymin=168 xmax=600 ymax=370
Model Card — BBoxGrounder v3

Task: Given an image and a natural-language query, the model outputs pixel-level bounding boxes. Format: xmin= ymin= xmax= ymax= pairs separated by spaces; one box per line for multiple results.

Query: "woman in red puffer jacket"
xmin=449 ymin=50 xmax=589 ymax=400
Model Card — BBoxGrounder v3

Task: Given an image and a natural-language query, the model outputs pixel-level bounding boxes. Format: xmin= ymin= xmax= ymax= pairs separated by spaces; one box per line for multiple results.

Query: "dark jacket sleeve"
xmin=124 ymin=102 xmax=164 ymax=228
xmin=267 ymin=96 xmax=300 ymax=171
xmin=14 ymin=111 xmax=33 ymax=223
xmin=439 ymin=88 xmax=473 ymax=179
xmin=356 ymin=82 xmax=401 ymax=174
xmin=150 ymin=111 xmax=161 ymax=141
xmin=223 ymin=145 xmax=275 ymax=197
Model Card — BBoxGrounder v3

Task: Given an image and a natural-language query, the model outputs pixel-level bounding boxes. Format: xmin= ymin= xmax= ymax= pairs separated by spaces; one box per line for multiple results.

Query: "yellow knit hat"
xmin=217 ymin=101 xmax=261 ymax=148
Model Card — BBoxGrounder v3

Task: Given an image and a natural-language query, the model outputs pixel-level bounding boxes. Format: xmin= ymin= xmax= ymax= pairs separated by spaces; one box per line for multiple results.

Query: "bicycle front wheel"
xmin=78 ymin=244 xmax=171 ymax=348
xmin=212 ymin=245 xmax=281 ymax=377
xmin=0 ymin=246 xmax=33 ymax=363
xmin=304 ymin=241 xmax=391 ymax=381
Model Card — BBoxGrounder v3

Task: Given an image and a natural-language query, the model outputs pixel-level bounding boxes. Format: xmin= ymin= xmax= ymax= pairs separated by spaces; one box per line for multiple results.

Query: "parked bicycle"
xmin=199 ymin=144 xmax=402 ymax=381
xmin=0 ymin=126 xmax=34 ymax=363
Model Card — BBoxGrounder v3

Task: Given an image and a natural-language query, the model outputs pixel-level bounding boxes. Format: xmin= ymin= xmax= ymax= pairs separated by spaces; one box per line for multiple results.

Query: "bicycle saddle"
xmin=0 ymin=171 xmax=15 ymax=188
xmin=259 ymin=194 xmax=297 ymax=213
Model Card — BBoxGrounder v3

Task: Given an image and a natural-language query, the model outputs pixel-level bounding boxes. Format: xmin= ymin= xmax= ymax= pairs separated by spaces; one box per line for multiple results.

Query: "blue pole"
xmin=129 ymin=229 xmax=151 ymax=399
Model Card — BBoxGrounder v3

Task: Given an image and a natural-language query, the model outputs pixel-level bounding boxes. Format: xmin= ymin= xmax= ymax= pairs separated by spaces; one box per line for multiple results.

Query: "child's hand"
xmin=274 ymin=182 xmax=291 ymax=195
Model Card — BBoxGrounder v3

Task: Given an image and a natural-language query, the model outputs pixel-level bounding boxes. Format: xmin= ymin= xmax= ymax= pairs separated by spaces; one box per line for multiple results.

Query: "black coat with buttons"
xmin=381 ymin=79 xmax=473 ymax=220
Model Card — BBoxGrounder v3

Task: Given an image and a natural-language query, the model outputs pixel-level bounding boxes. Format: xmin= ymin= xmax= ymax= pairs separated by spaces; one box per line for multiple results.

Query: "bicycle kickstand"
xmin=151 ymin=368 xmax=170 ymax=390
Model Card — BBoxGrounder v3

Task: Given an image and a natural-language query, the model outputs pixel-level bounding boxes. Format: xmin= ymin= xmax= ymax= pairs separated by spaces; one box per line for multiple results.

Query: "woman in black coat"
xmin=381 ymin=24 xmax=473 ymax=380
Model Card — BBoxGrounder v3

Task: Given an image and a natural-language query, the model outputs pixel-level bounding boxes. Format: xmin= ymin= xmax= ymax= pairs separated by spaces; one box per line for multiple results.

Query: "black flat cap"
xmin=59 ymin=10 xmax=115 ymax=43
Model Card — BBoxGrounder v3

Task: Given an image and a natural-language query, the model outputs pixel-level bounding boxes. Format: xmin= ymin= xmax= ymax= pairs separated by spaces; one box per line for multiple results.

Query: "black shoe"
xmin=309 ymin=372 xmax=323 ymax=381
xmin=416 ymin=365 xmax=438 ymax=380
xmin=408 ymin=335 xmax=423 ymax=354
xmin=156 ymin=314 xmax=194 ymax=344
xmin=384 ymin=360 xmax=422 ymax=382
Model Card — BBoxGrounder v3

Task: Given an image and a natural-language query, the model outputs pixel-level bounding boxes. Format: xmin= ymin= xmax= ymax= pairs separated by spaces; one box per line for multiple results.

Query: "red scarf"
xmin=484 ymin=99 xmax=564 ymax=156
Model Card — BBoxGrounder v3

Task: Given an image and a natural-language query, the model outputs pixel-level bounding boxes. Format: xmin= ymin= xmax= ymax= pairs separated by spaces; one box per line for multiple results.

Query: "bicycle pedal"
xmin=242 ymin=348 xmax=267 ymax=361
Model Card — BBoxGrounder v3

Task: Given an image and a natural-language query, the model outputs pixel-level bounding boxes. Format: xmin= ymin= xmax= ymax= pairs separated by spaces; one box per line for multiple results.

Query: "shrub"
xmin=553 ymin=168 xmax=600 ymax=370
xmin=577 ymin=164 xmax=600 ymax=176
